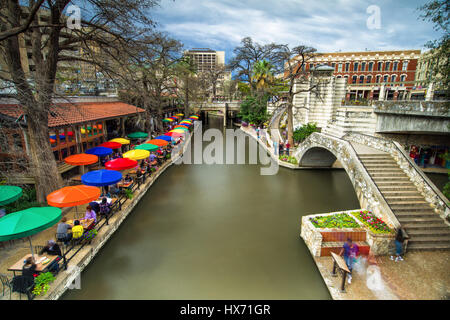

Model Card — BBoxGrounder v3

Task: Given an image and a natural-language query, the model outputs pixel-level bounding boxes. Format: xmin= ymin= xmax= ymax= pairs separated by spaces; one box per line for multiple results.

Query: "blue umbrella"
xmin=81 ymin=169 xmax=122 ymax=187
xmin=155 ymin=135 xmax=173 ymax=142
xmin=85 ymin=147 xmax=113 ymax=157
xmin=50 ymin=134 xmax=66 ymax=140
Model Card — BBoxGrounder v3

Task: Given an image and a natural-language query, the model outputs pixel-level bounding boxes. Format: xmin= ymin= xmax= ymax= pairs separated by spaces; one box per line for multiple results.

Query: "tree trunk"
xmin=287 ymin=98 xmax=294 ymax=146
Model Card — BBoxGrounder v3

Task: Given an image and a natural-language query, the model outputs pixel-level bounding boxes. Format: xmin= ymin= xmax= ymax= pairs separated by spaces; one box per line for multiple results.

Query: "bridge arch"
xmin=298 ymin=147 xmax=337 ymax=167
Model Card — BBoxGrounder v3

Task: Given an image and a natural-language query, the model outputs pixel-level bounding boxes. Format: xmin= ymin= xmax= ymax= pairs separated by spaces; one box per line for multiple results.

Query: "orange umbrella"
xmin=47 ymin=185 xmax=101 ymax=208
xmin=146 ymin=139 xmax=168 ymax=147
xmin=64 ymin=153 xmax=98 ymax=166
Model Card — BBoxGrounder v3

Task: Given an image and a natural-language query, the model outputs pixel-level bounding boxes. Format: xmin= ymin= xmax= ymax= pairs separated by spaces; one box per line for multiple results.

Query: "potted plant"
xmin=32 ymin=272 xmax=56 ymax=297
xmin=124 ymin=188 xmax=134 ymax=199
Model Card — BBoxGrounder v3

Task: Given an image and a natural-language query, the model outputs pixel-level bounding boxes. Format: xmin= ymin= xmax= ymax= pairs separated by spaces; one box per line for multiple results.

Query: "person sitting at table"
xmin=89 ymin=201 xmax=100 ymax=215
xmin=39 ymin=240 xmax=62 ymax=273
xmin=71 ymin=220 xmax=84 ymax=240
xmin=22 ymin=257 xmax=37 ymax=280
xmin=56 ymin=217 xmax=72 ymax=245
xmin=110 ymin=184 xmax=120 ymax=196
xmin=84 ymin=205 xmax=97 ymax=224
xmin=124 ymin=174 xmax=133 ymax=184
xmin=12 ymin=257 xmax=37 ymax=295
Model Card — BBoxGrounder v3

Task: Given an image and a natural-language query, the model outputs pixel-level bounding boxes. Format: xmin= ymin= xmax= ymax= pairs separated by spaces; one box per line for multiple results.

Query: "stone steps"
xmin=407 ymin=243 xmax=450 ymax=250
xmin=406 ymin=228 xmax=450 ymax=237
xmin=384 ymin=195 xmax=426 ymax=202
xmin=397 ymin=216 xmax=444 ymax=224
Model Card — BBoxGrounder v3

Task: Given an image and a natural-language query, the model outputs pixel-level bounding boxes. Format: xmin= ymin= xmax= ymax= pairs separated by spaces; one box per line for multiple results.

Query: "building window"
xmin=359 ymin=75 xmax=364 ymax=83
xmin=338 ymin=63 xmax=343 ymax=72
xmin=352 ymin=75 xmax=357 ymax=84
xmin=354 ymin=62 xmax=359 ymax=71
xmin=361 ymin=62 xmax=366 ymax=71
xmin=391 ymin=75 xmax=396 ymax=84
xmin=400 ymin=75 xmax=406 ymax=86
xmin=331 ymin=63 xmax=335 ymax=69
xmin=366 ymin=75 xmax=372 ymax=83
xmin=377 ymin=62 xmax=383 ymax=71
xmin=376 ymin=75 xmax=381 ymax=83
xmin=344 ymin=75 xmax=349 ymax=82
xmin=393 ymin=61 xmax=398 ymax=71
xmin=402 ymin=61 xmax=408 ymax=71
xmin=345 ymin=63 xmax=350 ymax=72
xmin=385 ymin=62 xmax=390 ymax=71
xmin=368 ymin=62 xmax=374 ymax=71
xmin=383 ymin=75 xmax=389 ymax=83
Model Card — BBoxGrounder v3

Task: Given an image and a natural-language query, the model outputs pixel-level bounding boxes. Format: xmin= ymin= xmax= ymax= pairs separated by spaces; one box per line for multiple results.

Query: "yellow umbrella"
xmin=171 ymin=129 xmax=187 ymax=134
xmin=176 ymin=113 xmax=184 ymax=117
xmin=123 ymin=149 xmax=150 ymax=160
xmin=110 ymin=138 xmax=130 ymax=145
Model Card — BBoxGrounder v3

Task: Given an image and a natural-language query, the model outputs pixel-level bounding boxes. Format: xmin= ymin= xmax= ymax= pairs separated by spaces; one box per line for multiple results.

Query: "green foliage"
xmin=237 ymin=82 xmax=251 ymax=95
xmin=124 ymin=188 xmax=134 ymax=199
xmin=238 ymin=94 xmax=270 ymax=126
xmin=82 ymin=229 xmax=98 ymax=242
xmin=32 ymin=272 xmax=56 ymax=296
xmin=279 ymin=155 xmax=298 ymax=165
xmin=309 ymin=213 xmax=360 ymax=229
xmin=4 ymin=187 xmax=41 ymax=214
xmin=293 ymin=123 xmax=318 ymax=143
xmin=440 ymin=151 xmax=450 ymax=200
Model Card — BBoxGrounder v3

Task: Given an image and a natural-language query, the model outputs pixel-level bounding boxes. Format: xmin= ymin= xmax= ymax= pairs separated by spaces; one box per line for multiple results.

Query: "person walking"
xmin=279 ymin=142 xmax=284 ymax=156
xmin=285 ymin=141 xmax=291 ymax=156
xmin=339 ymin=238 xmax=359 ymax=284
xmin=273 ymin=140 xmax=278 ymax=156
xmin=256 ymin=127 xmax=260 ymax=139
xmin=391 ymin=228 xmax=405 ymax=262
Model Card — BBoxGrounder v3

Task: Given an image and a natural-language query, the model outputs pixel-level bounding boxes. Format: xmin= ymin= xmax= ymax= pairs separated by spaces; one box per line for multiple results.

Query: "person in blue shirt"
xmin=339 ymin=238 xmax=359 ymax=284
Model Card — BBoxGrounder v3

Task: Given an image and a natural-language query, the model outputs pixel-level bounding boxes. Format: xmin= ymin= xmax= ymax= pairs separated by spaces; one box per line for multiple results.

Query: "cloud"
xmin=152 ymin=0 xmax=441 ymax=62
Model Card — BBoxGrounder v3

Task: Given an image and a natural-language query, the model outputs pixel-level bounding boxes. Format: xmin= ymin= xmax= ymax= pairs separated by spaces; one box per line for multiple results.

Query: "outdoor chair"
xmin=34 ymin=245 xmax=45 ymax=255
xmin=10 ymin=274 xmax=35 ymax=300
xmin=0 ymin=273 xmax=13 ymax=300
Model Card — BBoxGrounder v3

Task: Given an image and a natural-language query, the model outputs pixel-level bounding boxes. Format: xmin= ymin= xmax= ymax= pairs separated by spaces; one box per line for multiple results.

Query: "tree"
xmin=228 ymin=37 xmax=281 ymax=95
xmin=272 ymin=44 xmax=324 ymax=146
xmin=204 ymin=64 xmax=227 ymax=100
xmin=238 ymin=94 xmax=270 ymax=126
xmin=252 ymin=59 xmax=275 ymax=93
xmin=0 ymin=0 xmax=159 ymax=202
xmin=418 ymin=0 xmax=449 ymax=96
xmin=174 ymin=56 xmax=199 ymax=116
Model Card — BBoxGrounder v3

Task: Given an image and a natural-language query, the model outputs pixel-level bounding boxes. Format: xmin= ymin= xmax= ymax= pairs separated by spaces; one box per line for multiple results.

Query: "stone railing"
xmin=301 ymin=210 xmax=395 ymax=256
xmin=373 ymin=100 xmax=450 ymax=117
xmin=344 ymin=132 xmax=450 ymax=221
xmin=293 ymin=132 xmax=401 ymax=229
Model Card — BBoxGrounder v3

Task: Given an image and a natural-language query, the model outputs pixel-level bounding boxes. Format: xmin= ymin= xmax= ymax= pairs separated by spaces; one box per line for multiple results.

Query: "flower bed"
xmin=279 ymin=155 xmax=298 ymax=165
xmin=309 ymin=213 xmax=360 ymax=229
xmin=351 ymin=210 xmax=393 ymax=234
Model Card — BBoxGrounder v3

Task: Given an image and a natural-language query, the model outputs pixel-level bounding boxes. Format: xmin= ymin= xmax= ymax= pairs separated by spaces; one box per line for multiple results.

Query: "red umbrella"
xmin=99 ymin=141 xmax=122 ymax=149
xmin=165 ymin=131 xmax=184 ymax=137
xmin=105 ymin=158 xmax=138 ymax=171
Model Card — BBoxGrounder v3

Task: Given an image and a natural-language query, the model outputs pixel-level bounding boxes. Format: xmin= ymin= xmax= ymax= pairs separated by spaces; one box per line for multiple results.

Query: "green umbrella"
xmin=127 ymin=132 xmax=149 ymax=139
xmin=134 ymin=144 xmax=159 ymax=152
xmin=0 ymin=207 xmax=62 ymax=258
xmin=0 ymin=185 xmax=23 ymax=206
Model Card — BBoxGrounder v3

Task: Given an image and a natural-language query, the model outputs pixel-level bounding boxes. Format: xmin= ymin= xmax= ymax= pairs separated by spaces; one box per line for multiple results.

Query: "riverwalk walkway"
xmin=241 ymin=125 xmax=450 ymax=300
xmin=0 ymin=123 xmax=196 ymax=300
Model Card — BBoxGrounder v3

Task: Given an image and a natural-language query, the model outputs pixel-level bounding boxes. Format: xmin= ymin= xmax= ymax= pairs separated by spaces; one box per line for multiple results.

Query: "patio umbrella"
xmin=176 ymin=113 xmax=184 ymax=117
xmin=154 ymin=135 xmax=173 ymax=142
xmin=173 ymin=126 xmax=189 ymax=131
xmin=175 ymin=124 xmax=190 ymax=129
xmin=171 ymin=129 xmax=187 ymax=134
xmin=0 ymin=207 xmax=62 ymax=259
xmin=134 ymin=144 xmax=159 ymax=152
xmin=110 ymin=138 xmax=130 ymax=145
xmin=105 ymin=158 xmax=138 ymax=171
xmin=127 ymin=132 xmax=149 ymax=140
xmin=146 ymin=139 xmax=169 ymax=147
xmin=0 ymin=186 xmax=22 ymax=206
xmin=64 ymin=153 xmax=99 ymax=174
xmin=81 ymin=169 xmax=122 ymax=187
xmin=180 ymin=121 xmax=192 ymax=125
xmin=99 ymin=142 xmax=122 ymax=149
xmin=189 ymin=115 xmax=199 ymax=119
xmin=123 ymin=149 xmax=150 ymax=160
xmin=165 ymin=131 xmax=184 ymax=138
xmin=85 ymin=146 xmax=113 ymax=157
xmin=47 ymin=185 xmax=101 ymax=219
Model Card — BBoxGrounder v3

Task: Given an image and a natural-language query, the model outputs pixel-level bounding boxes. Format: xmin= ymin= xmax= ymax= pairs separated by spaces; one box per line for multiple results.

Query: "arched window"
xmin=366 ymin=75 xmax=372 ymax=83
xmin=359 ymin=75 xmax=364 ymax=83
xmin=383 ymin=75 xmax=389 ymax=83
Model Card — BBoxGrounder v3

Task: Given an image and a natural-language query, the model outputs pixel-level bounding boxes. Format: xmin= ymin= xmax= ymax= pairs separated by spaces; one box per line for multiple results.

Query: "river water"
xmin=63 ymin=116 xmax=360 ymax=300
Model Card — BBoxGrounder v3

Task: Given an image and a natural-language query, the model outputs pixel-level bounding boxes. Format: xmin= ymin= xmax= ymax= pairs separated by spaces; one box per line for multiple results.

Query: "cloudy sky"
xmin=150 ymin=0 xmax=441 ymax=63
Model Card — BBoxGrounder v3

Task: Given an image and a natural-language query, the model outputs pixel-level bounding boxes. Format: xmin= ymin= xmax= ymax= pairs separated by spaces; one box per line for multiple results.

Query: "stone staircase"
xmin=322 ymin=106 xmax=377 ymax=138
xmin=358 ymin=153 xmax=450 ymax=251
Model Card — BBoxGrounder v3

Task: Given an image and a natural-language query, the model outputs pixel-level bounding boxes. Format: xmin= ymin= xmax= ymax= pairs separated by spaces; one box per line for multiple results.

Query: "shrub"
xmin=309 ymin=213 xmax=360 ymax=229
xmin=293 ymin=123 xmax=318 ymax=143
xmin=32 ymin=272 xmax=55 ymax=296
xmin=278 ymin=155 xmax=298 ymax=165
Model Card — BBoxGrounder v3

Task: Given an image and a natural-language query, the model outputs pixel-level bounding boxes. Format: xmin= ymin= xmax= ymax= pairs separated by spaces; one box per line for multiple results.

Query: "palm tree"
xmin=252 ymin=60 xmax=275 ymax=93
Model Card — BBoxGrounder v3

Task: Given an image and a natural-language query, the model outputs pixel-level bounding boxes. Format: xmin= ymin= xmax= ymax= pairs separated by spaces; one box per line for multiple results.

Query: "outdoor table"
xmin=117 ymin=181 xmax=133 ymax=189
xmin=71 ymin=175 xmax=82 ymax=182
xmin=8 ymin=254 xmax=59 ymax=277
xmin=66 ymin=218 xmax=95 ymax=230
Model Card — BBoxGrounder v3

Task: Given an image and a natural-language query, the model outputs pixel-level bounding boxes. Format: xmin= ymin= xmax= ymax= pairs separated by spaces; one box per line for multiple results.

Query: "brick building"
xmin=300 ymin=50 xmax=421 ymax=101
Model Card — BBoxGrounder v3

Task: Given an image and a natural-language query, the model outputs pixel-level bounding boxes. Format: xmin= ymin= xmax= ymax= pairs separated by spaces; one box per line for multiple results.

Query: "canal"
xmin=63 ymin=116 xmax=360 ymax=300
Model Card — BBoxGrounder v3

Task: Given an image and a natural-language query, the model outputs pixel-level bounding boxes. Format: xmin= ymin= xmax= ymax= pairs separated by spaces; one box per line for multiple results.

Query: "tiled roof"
xmin=0 ymin=101 xmax=145 ymax=128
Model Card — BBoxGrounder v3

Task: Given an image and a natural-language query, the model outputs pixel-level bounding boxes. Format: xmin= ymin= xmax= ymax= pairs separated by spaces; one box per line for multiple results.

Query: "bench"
xmin=330 ymin=252 xmax=351 ymax=293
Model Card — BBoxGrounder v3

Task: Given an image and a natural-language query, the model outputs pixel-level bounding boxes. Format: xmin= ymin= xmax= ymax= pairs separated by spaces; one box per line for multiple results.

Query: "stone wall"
xmin=344 ymin=132 xmax=450 ymax=222
xmin=293 ymin=132 xmax=401 ymax=229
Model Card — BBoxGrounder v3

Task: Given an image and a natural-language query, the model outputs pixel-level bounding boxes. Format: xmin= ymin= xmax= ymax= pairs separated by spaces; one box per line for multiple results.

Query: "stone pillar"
xmin=223 ymin=104 xmax=228 ymax=127
xmin=425 ymin=83 xmax=434 ymax=101
xmin=379 ymin=84 xmax=385 ymax=101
